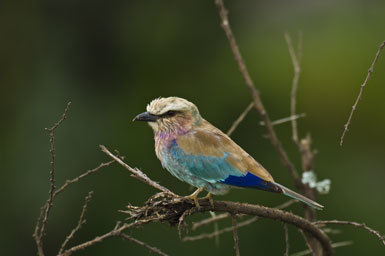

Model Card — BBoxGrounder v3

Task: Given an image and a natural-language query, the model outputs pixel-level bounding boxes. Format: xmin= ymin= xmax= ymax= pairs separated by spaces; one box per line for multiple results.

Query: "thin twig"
xmin=193 ymin=213 xmax=230 ymax=230
xmin=291 ymin=241 xmax=353 ymax=256
xmin=209 ymin=211 xmax=220 ymax=246
xmin=340 ymin=41 xmax=385 ymax=146
xmin=227 ymin=102 xmax=254 ymax=136
xmin=54 ymin=160 xmax=115 ymax=198
xmin=284 ymin=223 xmax=289 ymax=256
xmin=120 ymin=233 xmax=169 ymax=256
xmin=184 ymin=216 xmax=258 ymax=242
xmin=314 ymin=220 xmax=385 ymax=246
xmin=214 ymin=0 xmax=302 ymax=188
xmin=59 ymin=191 xmax=93 ymax=254
xmin=285 ymin=32 xmax=302 ymax=144
xmin=260 ymin=113 xmax=306 ymax=126
xmin=298 ymin=229 xmax=313 ymax=255
xmin=231 ymin=215 xmax=241 ymax=256
xmin=100 ymin=145 xmax=176 ymax=195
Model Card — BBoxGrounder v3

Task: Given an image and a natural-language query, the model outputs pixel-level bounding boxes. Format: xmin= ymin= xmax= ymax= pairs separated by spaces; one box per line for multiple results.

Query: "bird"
xmin=133 ymin=97 xmax=323 ymax=210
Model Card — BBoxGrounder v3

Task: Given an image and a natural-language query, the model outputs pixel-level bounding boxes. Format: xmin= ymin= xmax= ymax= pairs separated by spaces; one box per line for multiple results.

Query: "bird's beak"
xmin=133 ymin=112 xmax=159 ymax=122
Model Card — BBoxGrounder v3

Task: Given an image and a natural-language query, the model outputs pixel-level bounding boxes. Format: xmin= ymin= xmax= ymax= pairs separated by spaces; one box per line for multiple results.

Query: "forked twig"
xmin=340 ymin=41 xmax=385 ymax=146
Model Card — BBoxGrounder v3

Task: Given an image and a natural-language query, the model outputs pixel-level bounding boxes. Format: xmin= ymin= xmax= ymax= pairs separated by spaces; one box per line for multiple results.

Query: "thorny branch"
xmin=33 ymin=102 xmax=72 ymax=256
xmin=340 ymin=41 xmax=385 ymax=146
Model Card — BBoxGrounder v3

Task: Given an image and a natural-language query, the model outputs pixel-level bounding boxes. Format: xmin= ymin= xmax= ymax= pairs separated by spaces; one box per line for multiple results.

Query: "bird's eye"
xmin=166 ymin=111 xmax=176 ymax=116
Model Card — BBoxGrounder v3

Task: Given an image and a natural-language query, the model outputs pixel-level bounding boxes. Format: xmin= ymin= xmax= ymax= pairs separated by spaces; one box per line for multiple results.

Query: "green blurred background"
xmin=1 ymin=0 xmax=384 ymax=255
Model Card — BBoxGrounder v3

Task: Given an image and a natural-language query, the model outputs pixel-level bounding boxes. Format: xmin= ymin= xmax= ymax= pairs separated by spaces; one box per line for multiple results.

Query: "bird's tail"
xmin=273 ymin=182 xmax=324 ymax=210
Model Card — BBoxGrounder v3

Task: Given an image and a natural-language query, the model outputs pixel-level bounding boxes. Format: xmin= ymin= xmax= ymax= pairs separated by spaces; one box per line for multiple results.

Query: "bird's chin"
xmin=148 ymin=122 xmax=158 ymax=130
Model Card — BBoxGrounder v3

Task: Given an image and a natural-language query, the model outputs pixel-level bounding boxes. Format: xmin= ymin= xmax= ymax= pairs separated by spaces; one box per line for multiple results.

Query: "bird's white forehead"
xmin=146 ymin=97 xmax=196 ymax=115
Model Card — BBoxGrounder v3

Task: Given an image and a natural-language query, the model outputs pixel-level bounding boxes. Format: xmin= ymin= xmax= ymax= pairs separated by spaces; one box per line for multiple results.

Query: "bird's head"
xmin=133 ymin=97 xmax=202 ymax=134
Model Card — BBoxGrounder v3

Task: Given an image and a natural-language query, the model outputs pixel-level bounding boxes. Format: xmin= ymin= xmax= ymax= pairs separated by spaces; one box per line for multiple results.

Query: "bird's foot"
xmin=184 ymin=187 xmax=204 ymax=208
xmin=202 ymin=193 xmax=214 ymax=208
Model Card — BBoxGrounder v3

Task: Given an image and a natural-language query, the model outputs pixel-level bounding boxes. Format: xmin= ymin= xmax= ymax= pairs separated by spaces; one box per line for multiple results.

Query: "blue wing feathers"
xmin=222 ymin=172 xmax=282 ymax=193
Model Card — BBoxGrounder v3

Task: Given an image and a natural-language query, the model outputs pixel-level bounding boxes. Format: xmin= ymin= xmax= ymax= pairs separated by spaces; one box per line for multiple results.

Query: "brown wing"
xmin=176 ymin=120 xmax=274 ymax=182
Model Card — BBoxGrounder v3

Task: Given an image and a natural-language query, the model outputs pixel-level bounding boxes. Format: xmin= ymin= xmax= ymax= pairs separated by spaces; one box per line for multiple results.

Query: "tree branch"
xmin=314 ymin=220 xmax=385 ymax=246
xmin=214 ymin=0 xmax=302 ymax=188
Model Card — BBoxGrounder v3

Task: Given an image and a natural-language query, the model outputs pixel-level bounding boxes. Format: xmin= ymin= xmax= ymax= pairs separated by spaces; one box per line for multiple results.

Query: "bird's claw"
xmin=184 ymin=187 xmax=204 ymax=208
xmin=202 ymin=193 xmax=214 ymax=208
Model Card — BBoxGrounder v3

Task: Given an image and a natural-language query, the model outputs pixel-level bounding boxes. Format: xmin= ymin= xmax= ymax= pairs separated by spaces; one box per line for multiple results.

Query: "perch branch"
xmin=340 ymin=41 xmax=385 ymax=146
xmin=314 ymin=220 xmax=385 ymax=246
xmin=214 ymin=0 xmax=302 ymax=188
xmin=122 ymin=191 xmax=333 ymax=256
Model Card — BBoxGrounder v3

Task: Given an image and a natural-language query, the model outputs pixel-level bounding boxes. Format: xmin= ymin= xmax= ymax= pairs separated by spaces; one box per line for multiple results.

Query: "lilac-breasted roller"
xmin=134 ymin=97 xmax=323 ymax=209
